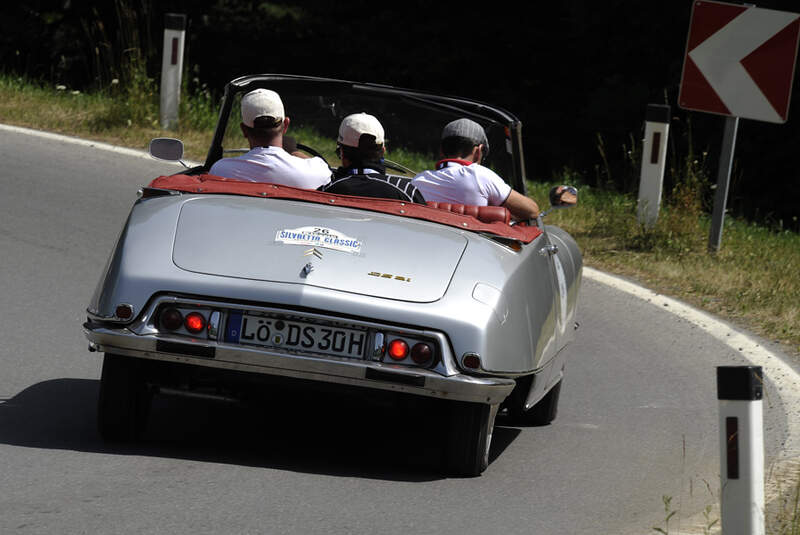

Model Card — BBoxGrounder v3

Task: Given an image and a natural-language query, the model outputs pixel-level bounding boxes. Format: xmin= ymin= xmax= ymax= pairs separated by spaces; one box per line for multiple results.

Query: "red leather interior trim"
xmin=426 ymin=202 xmax=511 ymax=225
xmin=147 ymin=174 xmax=541 ymax=243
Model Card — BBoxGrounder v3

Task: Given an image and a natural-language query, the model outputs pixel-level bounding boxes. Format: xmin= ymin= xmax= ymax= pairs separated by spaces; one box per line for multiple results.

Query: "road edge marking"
xmin=584 ymin=266 xmax=800 ymax=533
xmin=0 ymin=123 xmax=202 ymax=167
xmin=584 ymin=266 xmax=800 ymax=455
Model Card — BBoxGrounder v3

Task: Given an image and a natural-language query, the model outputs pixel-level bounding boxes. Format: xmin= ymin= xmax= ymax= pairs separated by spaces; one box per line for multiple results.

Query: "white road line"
xmin=0 ymin=123 xmax=201 ymax=166
xmin=585 ymin=266 xmax=800 ymax=457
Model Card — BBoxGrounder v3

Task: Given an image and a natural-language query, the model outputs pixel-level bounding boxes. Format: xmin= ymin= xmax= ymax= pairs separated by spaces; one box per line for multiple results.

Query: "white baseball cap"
xmin=337 ymin=113 xmax=385 ymax=148
xmin=241 ymin=88 xmax=285 ymax=127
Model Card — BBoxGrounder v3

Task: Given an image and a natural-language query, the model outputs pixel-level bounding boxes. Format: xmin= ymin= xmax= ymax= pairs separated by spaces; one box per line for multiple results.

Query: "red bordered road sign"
xmin=679 ymin=0 xmax=800 ymax=123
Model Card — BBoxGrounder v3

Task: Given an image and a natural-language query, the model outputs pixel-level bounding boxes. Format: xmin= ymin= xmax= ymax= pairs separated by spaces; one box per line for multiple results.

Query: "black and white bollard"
xmin=636 ymin=104 xmax=670 ymax=229
xmin=159 ymin=13 xmax=187 ymax=130
xmin=717 ymin=366 xmax=765 ymax=535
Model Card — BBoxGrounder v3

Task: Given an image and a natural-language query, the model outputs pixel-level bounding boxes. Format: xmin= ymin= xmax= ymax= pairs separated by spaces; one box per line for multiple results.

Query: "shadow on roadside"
xmin=0 ymin=378 xmax=521 ymax=482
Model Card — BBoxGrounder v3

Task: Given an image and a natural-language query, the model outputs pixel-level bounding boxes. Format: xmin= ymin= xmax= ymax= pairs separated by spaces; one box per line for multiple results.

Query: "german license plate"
xmin=225 ymin=311 xmax=367 ymax=359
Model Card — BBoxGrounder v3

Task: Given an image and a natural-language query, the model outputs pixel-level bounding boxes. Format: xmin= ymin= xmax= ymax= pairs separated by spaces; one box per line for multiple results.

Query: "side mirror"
xmin=549 ymin=185 xmax=578 ymax=208
xmin=149 ymin=138 xmax=184 ymax=162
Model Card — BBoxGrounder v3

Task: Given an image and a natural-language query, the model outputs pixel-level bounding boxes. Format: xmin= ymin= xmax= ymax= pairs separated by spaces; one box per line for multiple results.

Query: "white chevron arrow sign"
xmin=679 ymin=0 xmax=800 ymax=123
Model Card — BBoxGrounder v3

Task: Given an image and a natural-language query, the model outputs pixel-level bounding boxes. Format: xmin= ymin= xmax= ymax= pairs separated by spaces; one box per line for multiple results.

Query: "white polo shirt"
xmin=411 ymin=159 xmax=512 ymax=206
xmin=209 ymin=146 xmax=331 ymax=189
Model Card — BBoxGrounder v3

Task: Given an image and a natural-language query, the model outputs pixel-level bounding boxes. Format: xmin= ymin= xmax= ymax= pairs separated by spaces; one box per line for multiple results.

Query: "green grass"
xmin=0 ymin=73 xmax=215 ymax=160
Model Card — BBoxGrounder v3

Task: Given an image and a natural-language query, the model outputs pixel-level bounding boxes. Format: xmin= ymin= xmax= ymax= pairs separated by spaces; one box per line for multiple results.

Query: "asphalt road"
xmin=0 ymin=126 xmax=795 ymax=535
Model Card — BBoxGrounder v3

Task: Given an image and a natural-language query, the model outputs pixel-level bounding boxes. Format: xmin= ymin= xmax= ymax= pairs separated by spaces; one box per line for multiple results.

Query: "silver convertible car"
xmin=83 ymin=74 xmax=582 ymax=476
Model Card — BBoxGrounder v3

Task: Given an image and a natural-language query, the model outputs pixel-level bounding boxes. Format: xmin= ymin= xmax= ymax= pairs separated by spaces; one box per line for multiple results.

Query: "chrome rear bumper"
xmin=84 ymin=323 xmax=515 ymax=405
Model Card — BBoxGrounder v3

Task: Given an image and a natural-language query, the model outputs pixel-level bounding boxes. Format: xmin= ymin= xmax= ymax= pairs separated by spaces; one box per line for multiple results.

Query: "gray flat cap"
xmin=441 ymin=118 xmax=489 ymax=151
xmin=442 ymin=118 xmax=489 ymax=154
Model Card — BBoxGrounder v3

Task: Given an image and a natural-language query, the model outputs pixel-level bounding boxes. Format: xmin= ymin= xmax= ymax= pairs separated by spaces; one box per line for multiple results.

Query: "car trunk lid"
xmin=172 ymin=196 xmax=468 ymax=302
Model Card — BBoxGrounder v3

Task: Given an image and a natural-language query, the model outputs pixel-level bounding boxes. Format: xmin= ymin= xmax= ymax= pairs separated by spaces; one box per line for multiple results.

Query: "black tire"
xmin=445 ymin=401 xmax=493 ymax=477
xmin=510 ymin=380 xmax=562 ymax=426
xmin=97 ymin=353 xmax=151 ymax=442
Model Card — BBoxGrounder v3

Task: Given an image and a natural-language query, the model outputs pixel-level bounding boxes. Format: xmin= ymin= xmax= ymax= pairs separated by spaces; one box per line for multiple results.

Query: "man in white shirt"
xmin=209 ymin=88 xmax=331 ymax=189
xmin=411 ymin=118 xmax=539 ymax=220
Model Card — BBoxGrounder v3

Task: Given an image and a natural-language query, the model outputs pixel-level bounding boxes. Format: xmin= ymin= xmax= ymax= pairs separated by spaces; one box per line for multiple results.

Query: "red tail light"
xmin=463 ymin=353 xmax=481 ymax=370
xmin=184 ymin=312 xmax=205 ymax=333
xmin=160 ymin=308 xmax=183 ymax=330
xmin=115 ymin=304 xmax=134 ymax=319
xmin=388 ymin=339 xmax=409 ymax=360
xmin=411 ymin=343 xmax=433 ymax=365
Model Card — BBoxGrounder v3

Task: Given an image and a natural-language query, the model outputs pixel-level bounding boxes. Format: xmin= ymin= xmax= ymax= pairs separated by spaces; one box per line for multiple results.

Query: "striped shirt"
xmin=319 ymin=166 xmax=426 ymax=204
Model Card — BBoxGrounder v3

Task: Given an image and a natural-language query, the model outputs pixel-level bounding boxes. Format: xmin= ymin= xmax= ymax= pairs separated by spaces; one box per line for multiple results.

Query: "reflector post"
xmin=717 ymin=366 xmax=764 ymax=535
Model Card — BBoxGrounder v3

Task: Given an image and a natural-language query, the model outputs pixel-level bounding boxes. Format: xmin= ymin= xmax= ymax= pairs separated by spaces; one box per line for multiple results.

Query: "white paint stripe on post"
xmin=159 ymin=13 xmax=187 ymax=130
xmin=717 ymin=366 xmax=765 ymax=535
xmin=637 ymin=104 xmax=670 ymax=229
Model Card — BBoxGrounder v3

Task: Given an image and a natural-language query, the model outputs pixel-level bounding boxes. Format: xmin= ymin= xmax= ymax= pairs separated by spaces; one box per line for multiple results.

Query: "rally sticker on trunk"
xmin=275 ymin=226 xmax=362 ymax=254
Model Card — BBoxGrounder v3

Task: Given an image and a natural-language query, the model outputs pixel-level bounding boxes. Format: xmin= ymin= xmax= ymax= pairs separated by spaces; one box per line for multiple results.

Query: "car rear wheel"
xmin=444 ymin=401 xmax=494 ymax=477
xmin=97 ymin=353 xmax=151 ymax=441
xmin=510 ymin=379 xmax=562 ymax=426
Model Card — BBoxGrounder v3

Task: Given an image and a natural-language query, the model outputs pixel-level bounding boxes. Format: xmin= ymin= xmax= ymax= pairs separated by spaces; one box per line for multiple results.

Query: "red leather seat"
xmin=426 ymin=202 xmax=511 ymax=225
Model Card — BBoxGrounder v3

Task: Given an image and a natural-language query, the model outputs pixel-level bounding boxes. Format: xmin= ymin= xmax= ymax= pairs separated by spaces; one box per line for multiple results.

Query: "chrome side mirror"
xmin=149 ymin=138 xmax=185 ymax=164
xmin=549 ymin=185 xmax=578 ymax=208
xmin=540 ymin=185 xmax=578 ymax=218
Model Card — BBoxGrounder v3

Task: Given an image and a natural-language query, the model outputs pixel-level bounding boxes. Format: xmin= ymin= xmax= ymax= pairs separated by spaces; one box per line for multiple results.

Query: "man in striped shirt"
xmin=318 ymin=113 xmax=425 ymax=204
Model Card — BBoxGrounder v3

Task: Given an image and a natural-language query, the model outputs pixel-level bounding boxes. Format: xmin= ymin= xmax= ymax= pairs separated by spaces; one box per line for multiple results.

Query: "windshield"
xmin=211 ymin=76 xmax=519 ymax=183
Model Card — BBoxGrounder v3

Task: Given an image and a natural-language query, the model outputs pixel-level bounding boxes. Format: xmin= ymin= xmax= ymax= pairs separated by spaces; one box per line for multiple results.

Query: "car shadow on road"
xmin=0 ymin=378 xmax=521 ymax=481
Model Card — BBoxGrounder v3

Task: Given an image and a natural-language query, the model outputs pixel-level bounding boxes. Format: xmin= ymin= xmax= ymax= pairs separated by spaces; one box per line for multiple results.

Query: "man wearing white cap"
xmin=411 ymin=118 xmax=539 ymax=220
xmin=209 ymin=88 xmax=331 ymax=188
xmin=318 ymin=113 xmax=425 ymax=203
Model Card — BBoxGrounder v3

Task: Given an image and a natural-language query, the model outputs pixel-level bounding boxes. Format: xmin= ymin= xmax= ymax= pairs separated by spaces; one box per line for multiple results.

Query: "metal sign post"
xmin=708 ymin=116 xmax=739 ymax=252
xmin=159 ymin=13 xmax=187 ymax=130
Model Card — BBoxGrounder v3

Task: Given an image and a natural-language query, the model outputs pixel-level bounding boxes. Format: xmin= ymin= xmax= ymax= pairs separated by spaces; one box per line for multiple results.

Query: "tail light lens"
xmin=184 ymin=312 xmax=206 ymax=334
xmin=388 ymin=339 xmax=409 ymax=360
xmin=411 ymin=343 xmax=433 ymax=365
xmin=115 ymin=304 xmax=134 ymax=320
xmin=160 ymin=308 xmax=183 ymax=330
xmin=462 ymin=353 xmax=481 ymax=370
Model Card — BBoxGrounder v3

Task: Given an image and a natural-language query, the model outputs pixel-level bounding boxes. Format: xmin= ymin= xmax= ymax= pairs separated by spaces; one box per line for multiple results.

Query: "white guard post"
xmin=717 ymin=366 xmax=765 ymax=535
xmin=636 ymin=104 xmax=670 ymax=229
xmin=159 ymin=13 xmax=187 ymax=130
